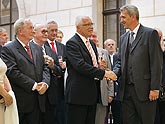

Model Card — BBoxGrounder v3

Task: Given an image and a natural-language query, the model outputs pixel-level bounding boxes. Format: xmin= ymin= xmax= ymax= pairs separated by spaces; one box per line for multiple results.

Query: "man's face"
xmin=34 ymin=26 xmax=48 ymax=44
xmin=21 ymin=21 xmax=35 ymax=42
xmin=90 ymin=32 xmax=99 ymax=46
xmin=77 ymin=17 xmax=93 ymax=39
xmin=105 ymin=40 xmax=116 ymax=54
xmin=56 ymin=32 xmax=63 ymax=42
xmin=47 ymin=23 xmax=58 ymax=41
xmin=0 ymin=31 xmax=8 ymax=45
xmin=120 ymin=10 xmax=133 ymax=29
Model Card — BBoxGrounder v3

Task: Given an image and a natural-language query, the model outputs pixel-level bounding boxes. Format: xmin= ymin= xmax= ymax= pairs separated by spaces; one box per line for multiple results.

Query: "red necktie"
xmin=86 ymin=41 xmax=98 ymax=68
xmin=25 ymin=45 xmax=33 ymax=59
xmin=50 ymin=41 xmax=56 ymax=53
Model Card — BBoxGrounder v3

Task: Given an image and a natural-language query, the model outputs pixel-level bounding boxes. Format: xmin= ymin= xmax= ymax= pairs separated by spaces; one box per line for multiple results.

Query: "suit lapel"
xmin=130 ymin=25 xmax=143 ymax=53
xmin=30 ymin=42 xmax=37 ymax=65
xmin=90 ymin=39 xmax=98 ymax=60
xmin=75 ymin=34 xmax=90 ymax=55
xmin=123 ymin=32 xmax=130 ymax=57
xmin=15 ymin=40 xmax=33 ymax=63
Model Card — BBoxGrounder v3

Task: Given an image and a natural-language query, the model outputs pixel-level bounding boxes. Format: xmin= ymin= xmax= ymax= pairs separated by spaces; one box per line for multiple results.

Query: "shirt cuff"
xmin=32 ymin=82 xmax=37 ymax=91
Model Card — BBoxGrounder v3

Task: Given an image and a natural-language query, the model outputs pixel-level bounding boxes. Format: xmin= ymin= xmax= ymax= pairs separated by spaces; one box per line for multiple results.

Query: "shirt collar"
xmin=16 ymin=37 xmax=30 ymax=47
xmin=76 ymin=32 xmax=89 ymax=44
xmin=130 ymin=23 xmax=140 ymax=35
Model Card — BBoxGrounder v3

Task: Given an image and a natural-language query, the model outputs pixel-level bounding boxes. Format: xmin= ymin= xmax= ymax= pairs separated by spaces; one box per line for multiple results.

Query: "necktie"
xmin=25 ymin=45 xmax=33 ymax=59
xmin=50 ymin=41 xmax=56 ymax=53
xmin=129 ymin=32 xmax=135 ymax=45
xmin=86 ymin=40 xmax=98 ymax=68
xmin=42 ymin=46 xmax=46 ymax=55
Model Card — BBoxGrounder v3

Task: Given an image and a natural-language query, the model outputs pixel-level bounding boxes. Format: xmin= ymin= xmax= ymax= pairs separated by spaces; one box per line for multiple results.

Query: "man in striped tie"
xmin=66 ymin=16 xmax=117 ymax=124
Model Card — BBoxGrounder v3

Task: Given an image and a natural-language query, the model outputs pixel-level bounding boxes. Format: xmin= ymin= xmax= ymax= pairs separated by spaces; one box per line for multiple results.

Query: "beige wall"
xmin=127 ymin=0 xmax=165 ymax=38
xmin=16 ymin=0 xmax=93 ymax=44
xmin=15 ymin=0 xmax=165 ymax=44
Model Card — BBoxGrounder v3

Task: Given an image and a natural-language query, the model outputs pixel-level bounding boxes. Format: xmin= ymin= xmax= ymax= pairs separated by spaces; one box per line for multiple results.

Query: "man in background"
xmin=1 ymin=18 xmax=50 ymax=124
xmin=90 ymin=31 xmax=114 ymax=124
xmin=0 ymin=27 xmax=8 ymax=54
xmin=46 ymin=20 xmax=66 ymax=124
xmin=56 ymin=30 xmax=64 ymax=43
xmin=33 ymin=23 xmax=64 ymax=124
xmin=104 ymin=39 xmax=122 ymax=124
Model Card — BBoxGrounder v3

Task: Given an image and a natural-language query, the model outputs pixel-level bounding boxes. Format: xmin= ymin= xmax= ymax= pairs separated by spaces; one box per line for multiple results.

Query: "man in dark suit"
xmin=33 ymin=23 xmax=64 ymax=124
xmin=45 ymin=20 xmax=66 ymax=124
xmin=1 ymin=18 xmax=50 ymax=124
xmin=113 ymin=5 xmax=163 ymax=124
xmin=66 ymin=16 xmax=117 ymax=124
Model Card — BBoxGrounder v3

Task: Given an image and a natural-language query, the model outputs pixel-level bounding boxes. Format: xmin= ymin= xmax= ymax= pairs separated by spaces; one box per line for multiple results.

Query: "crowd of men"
xmin=0 ymin=4 xmax=165 ymax=124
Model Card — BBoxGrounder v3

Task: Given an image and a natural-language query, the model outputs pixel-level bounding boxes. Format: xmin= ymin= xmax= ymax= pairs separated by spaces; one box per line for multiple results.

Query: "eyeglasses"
xmin=41 ymin=29 xmax=48 ymax=34
xmin=81 ymin=23 xmax=94 ymax=27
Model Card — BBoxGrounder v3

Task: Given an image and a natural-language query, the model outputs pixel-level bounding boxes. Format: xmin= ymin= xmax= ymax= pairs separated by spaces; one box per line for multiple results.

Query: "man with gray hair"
xmin=1 ymin=18 xmax=50 ymax=124
xmin=0 ymin=27 xmax=8 ymax=46
xmin=45 ymin=20 xmax=67 ymax=124
xmin=65 ymin=16 xmax=117 ymax=124
xmin=113 ymin=5 xmax=162 ymax=124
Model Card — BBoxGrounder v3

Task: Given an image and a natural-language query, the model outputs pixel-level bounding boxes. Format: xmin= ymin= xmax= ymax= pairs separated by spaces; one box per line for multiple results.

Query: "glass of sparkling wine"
xmin=58 ymin=55 xmax=63 ymax=62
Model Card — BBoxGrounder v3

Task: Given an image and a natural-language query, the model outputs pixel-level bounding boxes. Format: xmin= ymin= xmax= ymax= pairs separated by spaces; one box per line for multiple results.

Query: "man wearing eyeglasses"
xmin=65 ymin=16 xmax=117 ymax=124
xmin=32 ymin=23 xmax=64 ymax=124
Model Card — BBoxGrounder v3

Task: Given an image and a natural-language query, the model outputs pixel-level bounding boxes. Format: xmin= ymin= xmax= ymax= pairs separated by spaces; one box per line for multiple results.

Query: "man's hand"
xmin=44 ymin=55 xmax=54 ymax=69
xmin=98 ymin=59 xmax=106 ymax=70
xmin=149 ymin=90 xmax=159 ymax=101
xmin=36 ymin=82 xmax=48 ymax=95
xmin=108 ymin=96 xmax=113 ymax=103
xmin=59 ymin=61 xmax=66 ymax=69
xmin=104 ymin=70 xmax=117 ymax=81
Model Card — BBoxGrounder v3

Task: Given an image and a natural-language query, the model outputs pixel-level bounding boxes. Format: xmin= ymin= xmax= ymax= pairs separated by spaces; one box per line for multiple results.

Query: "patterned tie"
xmin=129 ymin=32 xmax=135 ymax=45
xmin=86 ymin=40 xmax=98 ymax=67
xmin=50 ymin=41 xmax=56 ymax=53
xmin=25 ymin=45 xmax=33 ymax=59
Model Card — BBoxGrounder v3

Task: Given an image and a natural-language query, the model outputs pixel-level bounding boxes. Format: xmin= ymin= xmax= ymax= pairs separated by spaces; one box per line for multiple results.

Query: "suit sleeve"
xmin=1 ymin=46 xmax=36 ymax=93
xmin=113 ymin=37 xmax=122 ymax=77
xmin=42 ymin=58 xmax=50 ymax=86
xmin=149 ymin=30 xmax=163 ymax=90
xmin=66 ymin=40 xmax=105 ymax=80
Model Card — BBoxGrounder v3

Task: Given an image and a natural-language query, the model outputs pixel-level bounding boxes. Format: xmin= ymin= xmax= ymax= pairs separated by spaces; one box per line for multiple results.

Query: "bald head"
xmin=34 ymin=23 xmax=48 ymax=46
xmin=104 ymin=39 xmax=117 ymax=55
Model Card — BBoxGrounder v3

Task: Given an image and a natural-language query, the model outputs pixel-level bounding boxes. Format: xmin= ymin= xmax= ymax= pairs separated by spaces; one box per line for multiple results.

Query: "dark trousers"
xmin=42 ymin=99 xmax=56 ymax=124
xmin=56 ymin=99 xmax=66 ymax=124
xmin=19 ymin=107 xmax=40 ymax=124
xmin=155 ymin=100 xmax=165 ymax=124
xmin=123 ymin=84 xmax=157 ymax=124
xmin=66 ymin=103 xmax=96 ymax=124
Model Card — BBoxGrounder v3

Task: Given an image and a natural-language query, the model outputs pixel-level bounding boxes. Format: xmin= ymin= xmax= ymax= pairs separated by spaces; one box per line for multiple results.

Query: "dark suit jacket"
xmin=65 ymin=33 xmax=105 ymax=105
xmin=45 ymin=41 xmax=66 ymax=102
xmin=1 ymin=39 xmax=50 ymax=113
xmin=113 ymin=24 xmax=163 ymax=101
xmin=112 ymin=53 xmax=121 ymax=100
xmin=44 ymin=44 xmax=64 ymax=104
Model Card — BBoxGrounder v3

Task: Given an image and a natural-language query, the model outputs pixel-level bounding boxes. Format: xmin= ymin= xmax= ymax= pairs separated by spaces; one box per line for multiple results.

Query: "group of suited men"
xmin=0 ymin=17 xmax=119 ymax=124
xmin=1 ymin=4 xmax=165 ymax=124
xmin=0 ymin=19 xmax=66 ymax=124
